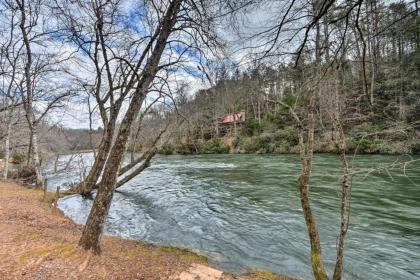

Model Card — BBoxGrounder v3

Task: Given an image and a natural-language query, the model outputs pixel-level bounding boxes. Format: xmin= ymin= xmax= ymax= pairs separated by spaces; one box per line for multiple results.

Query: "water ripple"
xmin=51 ymin=154 xmax=420 ymax=280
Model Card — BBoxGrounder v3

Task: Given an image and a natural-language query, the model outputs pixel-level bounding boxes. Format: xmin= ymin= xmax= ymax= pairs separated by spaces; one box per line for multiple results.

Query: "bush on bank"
xmin=158 ymin=124 xmax=419 ymax=155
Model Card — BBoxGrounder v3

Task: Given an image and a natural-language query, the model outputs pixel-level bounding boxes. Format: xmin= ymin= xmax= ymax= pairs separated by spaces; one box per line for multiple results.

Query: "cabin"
xmin=216 ymin=111 xmax=245 ymax=135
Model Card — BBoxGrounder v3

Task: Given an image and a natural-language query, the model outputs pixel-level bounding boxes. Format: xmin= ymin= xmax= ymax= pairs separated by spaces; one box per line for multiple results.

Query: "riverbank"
xmin=158 ymin=135 xmax=420 ymax=155
xmin=0 ymin=181 xmax=292 ymax=280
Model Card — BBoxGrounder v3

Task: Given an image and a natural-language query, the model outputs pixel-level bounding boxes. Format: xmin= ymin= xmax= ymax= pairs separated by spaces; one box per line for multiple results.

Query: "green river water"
xmin=50 ymin=153 xmax=420 ymax=279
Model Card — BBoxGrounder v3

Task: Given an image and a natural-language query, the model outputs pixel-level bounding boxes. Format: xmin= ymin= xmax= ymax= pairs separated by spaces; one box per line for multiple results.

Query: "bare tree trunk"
xmin=129 ymin=121 xmax=142 ymax=163
xmin=332 ymin=60 xmax=351 ymax=280
xmin=257 ymin=100 xmax=261 ymax=126
xmin=78 ymin=0 xmax=182 ymax=253
xmin=26 ymin=129 xmax=33 ymax=165
xmin=31 ymin=124 xmax=44 ymax=186
xmin=78 ymin=96 xmax=147 ymax=252
xmin=299 ymin=3 xmax=328 ymax=278
xmin=368 ymin=0 xmax=379 ymax=106
xmin=116 ymin=148 xmax=156 ymax=189
xmin=268 ymin=91 xmax=328 ymax=280
xmin=3 ymin=117 xmax=12 ymax=179
xmin=298 ymin=99 xmax=328 ymax=280
xmin=332 ymin=131 xmax=350 ymax=280
xmin=416 ymin=0 xmax=419 ymax=49
xmin=18 ymin=0 xmax=43 ymax=186
xmin=77 ymin=124 xmax=113 ymax=195
xmin=119 ymin=125 xmax=167 ymax=176
xmin=87 ymin=96 xmax=97 ymax=158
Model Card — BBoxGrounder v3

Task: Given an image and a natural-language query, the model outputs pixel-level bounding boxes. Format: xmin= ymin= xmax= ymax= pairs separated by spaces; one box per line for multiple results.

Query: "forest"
xmin=0 ymin=0 xmax=419 ymax=279
xmin=157 ymin=1 xmax=420 ymax=155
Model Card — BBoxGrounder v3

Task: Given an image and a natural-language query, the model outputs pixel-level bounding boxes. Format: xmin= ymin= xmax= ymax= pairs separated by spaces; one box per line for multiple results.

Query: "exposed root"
xmin=78 ymin=250 xmax=94 ymax=272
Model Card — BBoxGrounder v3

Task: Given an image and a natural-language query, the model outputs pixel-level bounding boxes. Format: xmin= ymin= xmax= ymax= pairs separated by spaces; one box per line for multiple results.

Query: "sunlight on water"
xmin=45 ymin=153 xmax=420 ymax=280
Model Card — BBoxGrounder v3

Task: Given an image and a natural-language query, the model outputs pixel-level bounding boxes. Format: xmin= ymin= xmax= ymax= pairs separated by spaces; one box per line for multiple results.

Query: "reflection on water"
xmin=45 ymin=153 xmax=420 ymax=280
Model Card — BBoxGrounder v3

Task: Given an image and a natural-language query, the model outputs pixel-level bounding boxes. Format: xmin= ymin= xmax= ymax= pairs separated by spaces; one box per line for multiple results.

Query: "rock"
xmin=172 ymin=263 xmax=223 ymax=280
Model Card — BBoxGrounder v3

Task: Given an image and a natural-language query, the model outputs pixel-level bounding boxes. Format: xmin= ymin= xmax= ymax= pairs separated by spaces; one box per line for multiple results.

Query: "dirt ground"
xmin=0 ymin=181 xmax=293 ymax=280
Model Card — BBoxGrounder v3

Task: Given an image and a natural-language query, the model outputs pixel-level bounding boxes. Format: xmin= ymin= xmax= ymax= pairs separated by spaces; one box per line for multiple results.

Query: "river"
xmin=44 ymin=153 xmax=420 ymax=280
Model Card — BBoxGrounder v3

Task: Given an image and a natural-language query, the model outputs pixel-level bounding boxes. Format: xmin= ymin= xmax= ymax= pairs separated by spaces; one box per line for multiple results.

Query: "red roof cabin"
xmin=216 ymin=111 xmax=245 ymax=135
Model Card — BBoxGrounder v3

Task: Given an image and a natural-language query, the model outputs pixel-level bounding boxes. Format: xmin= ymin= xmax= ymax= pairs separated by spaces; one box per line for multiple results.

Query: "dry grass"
xmin=0 ymin=181 xmax=294 ymax=280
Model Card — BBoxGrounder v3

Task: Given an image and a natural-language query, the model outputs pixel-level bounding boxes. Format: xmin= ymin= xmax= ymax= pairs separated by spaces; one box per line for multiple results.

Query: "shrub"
xmin=199 ymin=139 xmax=229 ymax=154
xmin=238 ymin=134 xmax=275 ymax=153
xmin=411 ymin=143 xmax=420 ymax=154
xmin=273 ymin=127 xmax=298 ymax=146
xmin=10 ymin=165 xmax=36 ymax=180
xmin=273 ymin=144 xmax=289 ymax=153
xmin=11 ymin=152 xmax=26 ymax=164
xmin=174 ymin=143 xmax=196 ymax=154
xmin=159 ymin=144 xmax=175 ymax=155
xmin=231 ymin=136 xmax=240 ymax=148
xmin=255 ymin=133 xmax=273 ymax=153
xmin=351 ymin=138 xmax=381 ymax=153
xmin=239 ymin=137 xmax=259 ymax=153
xmin=261 ymin=108 xmax=290 ymax=131
xmin=242 ymin=117 xmax=260 ymax=136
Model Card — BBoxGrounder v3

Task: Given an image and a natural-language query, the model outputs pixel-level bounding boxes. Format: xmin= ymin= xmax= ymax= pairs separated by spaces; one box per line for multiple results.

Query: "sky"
xmin=0 ymin=0 xmax=305 ymax=130
xmin=39 ymin=0 xmax=214 ymax=129
xmin=3 ymin=0 xmax=416 ymax=129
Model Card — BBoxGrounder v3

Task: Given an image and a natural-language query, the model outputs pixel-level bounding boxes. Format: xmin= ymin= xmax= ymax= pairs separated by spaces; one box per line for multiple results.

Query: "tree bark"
xmin=299 ymin=3 xmax=328 ymax=278
xmin=118 ymin=132 xmax=163 ymax=176
xmin=26 ymin=128 xmax=33 ymax=165
xmin=116 ymin=148 xmax=157 ymax=189
xmin=31 ymin=124 xmax=44 ymax=186
xmin=78 ymin=0 xmax=182 ymax=254
xmin=415 ymin=0 xmax=419 ymax=49
xmin=332 ymin=59 xmax=351 ymax=280
xmin=77 ymin=121 xmax=115 ymax=195
xmin=298 ymin=101 xmax=328 ymax=280
xmin=332 ymin=137 xmax=350 ymax=280
xmin=3 ymin=116 xmax=12 ymax=179
xmin=17 ymin=0 xmax=43 ymax=187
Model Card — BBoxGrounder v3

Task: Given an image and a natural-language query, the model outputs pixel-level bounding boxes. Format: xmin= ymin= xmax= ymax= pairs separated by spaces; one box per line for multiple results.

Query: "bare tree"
xmin=0 ymin=2 xmax=22 ymax=179
xmin=77 ymin=0 xmax=225 ymax=253
xmin=0 ymin=0 xmax=75 ymax=186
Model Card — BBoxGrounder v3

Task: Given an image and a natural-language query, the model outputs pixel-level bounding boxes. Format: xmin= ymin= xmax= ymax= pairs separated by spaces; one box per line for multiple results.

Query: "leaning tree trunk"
xmin=77 ymin=123 xmax=114 ymax=195
xmin=78 ymin=0 xmax=182 ymax=253
xmin=84 ymin=123 xmax=169 ymax=192
xmin=78 ymin=91 xmax=152 ymax=253
xmin=116 ymin=148 xmax=157 ymax=189
xmin=77 ymin=95 xmax=124 ymax=195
